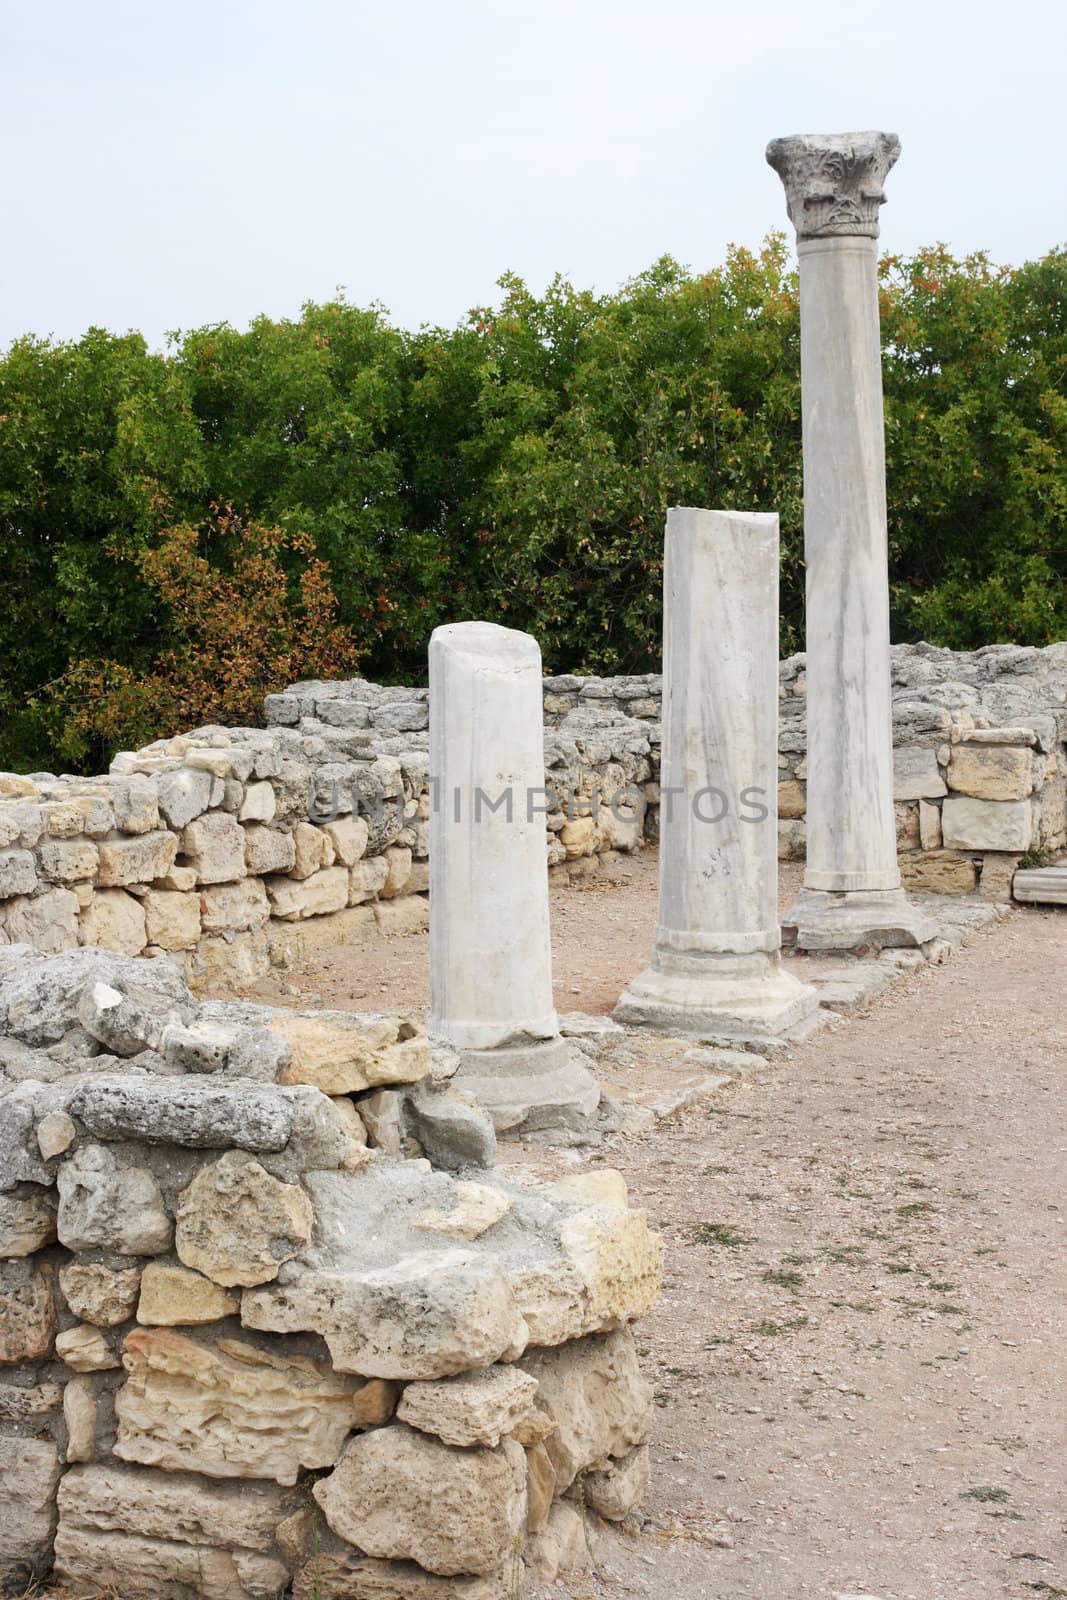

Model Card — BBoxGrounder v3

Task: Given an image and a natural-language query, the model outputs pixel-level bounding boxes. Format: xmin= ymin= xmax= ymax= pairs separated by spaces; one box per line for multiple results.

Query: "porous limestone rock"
xmin=37 ymin=1109 xmax=77 ymax=1159
xmin=290 ymin=821 xmax=335 ymax=879
xmin=57 ymin=1144 xmax=173 ymax=1256
xmin=182 ymin=812 xmax=248 ymax=884
xmin=291 ymin=1544 xmax=512 ymax=1600
xmin=155 ymin=767 xmax=213 ymax=829
xmin=142 ymin=889 xmax=201 ymax=951
xmin=413 ymin=1181 xmax=512 ymax=1241
xmin=77 ymin=980 xmax=167 ymax=1055
xmin=518 ymin=1327 xmax=653 ymax=1491
xmin=396 ymin=1363 xmax=540 ymax=1448
xmin=947 ymin=743 xmax=1033 ymax=801
xmin=59 ymin=1262 xmax=142 ymax=1326
xmin=0 ymin=1257 xmax=55 ymax=1362
xmin=0 ymin=1380 xmax=62 ymax=1422
xmin=58 ymin=1461 xmax=299 ymax=1558
xmin=5 ymin=886 xmax=80 ymax=952
xmin=0 ymin=1436 xmax=61 ymax=1580
xmin=238 ymin=781 xmax=276 ymax=823
xmin=79 ymin=890 xmax=148 ymax=955
xmin=523 ymin=1500 xmax=595 ymax=1585
xmin=175 ymin=1151 xmax=313 ymax=1287
xmin=898 ymin=849 xmax=978 ymax=895
xmin=56 ymin=1323 xmax=121 ymax=1371
xmin=313 ymin=1423 xmax=527 ymax=1577
xmin=243 ymin=823 xmax=297 ymax=875
xmin=556 ymin=1202 xmax=663 ymax=1332
xmin=114 ymin=1328 xmax=363 ymax=1484
xmin=941 ymin=796 xmax=1034 ymax=852
xmin=323 ymin=814 xmax=369 ymax=866
xmin=96 ymin=831 xmax=179 ymax=888
xmin=273 ymin=1010 xmax=430 ymax=1094
xmin=70 ymin=1075 xmax=294 ymax=1151
xmin=38 ymin=836 xmax=99 ymax=882
xmin=201 ymin=878 xmax=270 ymax=933
xmin=0 ymin=1183 xmax=58 ymax=1256
xmin=579 ymin=1441 xmax=651 ymax=1520
xmin=267 ymin=865 xmax=349 ymax=920
xmin=63 ymin=1374 xmax=98 ymax=1462
xmin=54 ymin=1525 xmax=289 ymax=1600
xmin=0 ymin=848 xmax=38 ymax=899
xmin=137 ymin=1262 xmax=240 ymax=1325
xmin=0 ymin=945 xmax=190 ymax=1046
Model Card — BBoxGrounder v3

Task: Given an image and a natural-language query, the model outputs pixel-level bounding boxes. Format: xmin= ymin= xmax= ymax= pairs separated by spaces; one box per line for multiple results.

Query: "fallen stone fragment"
xmin=403 ymin=1082 xmax=497 ymax=1171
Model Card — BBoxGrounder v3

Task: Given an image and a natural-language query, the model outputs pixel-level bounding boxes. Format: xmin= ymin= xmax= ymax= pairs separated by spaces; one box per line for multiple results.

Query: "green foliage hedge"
xmin=1 ymin=235 xmax=1065 ymax=771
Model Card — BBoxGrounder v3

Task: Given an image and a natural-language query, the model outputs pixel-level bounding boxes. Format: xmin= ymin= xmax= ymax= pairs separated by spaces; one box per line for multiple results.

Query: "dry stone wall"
xmin=0 ymin=943 xmax=662 ymax=1596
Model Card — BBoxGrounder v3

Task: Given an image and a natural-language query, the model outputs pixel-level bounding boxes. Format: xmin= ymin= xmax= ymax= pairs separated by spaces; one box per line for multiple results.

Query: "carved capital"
xmin=766 ymin=131 xmax=900 ymax=239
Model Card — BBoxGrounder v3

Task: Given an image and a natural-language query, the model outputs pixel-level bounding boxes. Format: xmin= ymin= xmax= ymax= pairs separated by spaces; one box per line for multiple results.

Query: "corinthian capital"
xmin=766 ymin=131 xmax=900 ymax=239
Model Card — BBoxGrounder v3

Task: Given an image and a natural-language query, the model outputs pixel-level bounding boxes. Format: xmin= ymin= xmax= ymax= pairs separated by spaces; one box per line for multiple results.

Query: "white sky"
xmin=2 ymin=0 xmax=1065 ymax=350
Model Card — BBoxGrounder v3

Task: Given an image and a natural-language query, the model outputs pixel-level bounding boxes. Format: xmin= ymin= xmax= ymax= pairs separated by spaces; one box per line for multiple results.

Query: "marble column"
xmin=428 ymin=621 xmax=600 ymax=1133
xmin=615 ymin=508 xmax=819 ymax=1042
xmin=766 ymin=131 xmax=932 ymax=951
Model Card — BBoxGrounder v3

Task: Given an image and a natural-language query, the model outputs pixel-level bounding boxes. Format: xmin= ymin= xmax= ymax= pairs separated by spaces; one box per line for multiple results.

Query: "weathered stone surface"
xmin=0 ymin=1380 xmax=63 ymax=1422
xmin=518 ymin=1328 xmax=653 ymax=1490
xmin=143 ymin=889 xmax=201 ymax=950
xmin=0 ymin=1258 xmax=55 ymax=1362
xmin=0 ymin=1183 xmax=58 ymax=1255
xmin=175 ymin=1152 xmax=313 ymax=1287
xmin=0 ymin=1436 xmax=61 ymax=1577
xmin=941 ymin=796 xmax=1033 ymax=852
xmin=919 ymin=797 xmax=942 ymax=850
xmin=77 ymin=981 xmax=165 ymax=1055
xmin=273 ymin=1010 xmax=430 ymax=1094
xmin=324 ymin=814 xmax=369 ymax=866
xmin=56 ymin=1323 xmax=121 ymax=1371
xmin=137 ymin=1262 xmax=239 ymax=1325
xmin=54 ymin=1525 xmax=289 ymax=1600
xmin=5 ymin=886 xmax=80 ymax=952
xmin=37 ymin=1109 xmax=77 ymax=1159
xmin=268 ymin=865 xmax=349 ymax=920
xmin=38 ymin=836 xmax=99 ymax=882
xmin=243 ymin=1245 xmax=528 ymax=1380
xmin=898 ymin=849 xmax=978 ymax=895
xmin=243 ymin=822 xmax=297 ymax=874
xmin=156 ymin=767 xmax=213 ymax=829
xmin=413 ymin=1181 xmax=512 ymax=1242
xmin=580 ymin=1441 xmax=650 ymax=1519
xmin=80 ymin=889 xmax=148 ymax=955
xmin=379 ymin=844 xmax=412 ymax=898
xmin=892 ymin=747 xmax=947 ymax=800
xmin=776 ymin=779 xmax=806 ymax=819
xmin=353 ymin=1377 xmax=399 ymax=1427
xmin=556 ymin=1203 xmax=662 ymax=1332
xmin=525 ymin=1439 xmax=557 ymax=1532
xmin=894 ymin=800 xmax=921 ymax=851
xmin=60 ymin=1262 xmax=142 ymax=1326
xmin=97 ymin=831 xmax=178 ymax=888
xmin=292 ymin=1544 xmax=511 ymax=1600
xmin=63 ymin=1375 xmax=99 ymax=1462
xmin=349 ymin=854 xmax=389 ymax=903
xmin=58 ymin=1461 xmax=298 ymax=1555
xmin=192 ymin=929 xmax=270 ymax=987
xmin=0 ymin=848 xmax=38 ymax=899
xmin=70 ymin=1075 xmax=293 ymax=1151
xmin=947 ymin=743 xmax=1033 ymax=801
xmin=111 ymin=775 xmax=160 ymax=834
xmin=201 ymin=878 xmax=270 ymax=933
xmin=182 ymin=812 xmax=248 ymax=884
xmin=57 ymin=1145 xmax=173 ymax=1255
xmin=403 ymin=1083 xmax=497 ymax=1172
xmin=524 ymin=1500 xmax=595 ymax=1585
xmin=238 ymin=781 xmax=276 ymax=823
xmin=115 ymin=1328 xmax=362 ymax=1484
xmin=397 ymin=1364 xmax=539 ymax=1448
xmin=290 ymin=821 xmax=335 ymax=879
xmin=0 ymin=946 xmax=190 ymax=1045
xmin=313 ymin=1424 xmax=527 ymax=1577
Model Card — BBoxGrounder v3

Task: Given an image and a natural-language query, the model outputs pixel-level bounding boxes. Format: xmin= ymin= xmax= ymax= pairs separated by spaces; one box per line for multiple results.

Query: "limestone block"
xmin=63 ymin=1375 xmax=98 ymax=1462
xmin=0 ymin=773 xmax=41 ymax=798
xmin=353 ymin=1377 xmax=400 ymax=1427
xmin=79 ymin=889 xmax=148 ymax=955
xmin=941 ymin=796 xmax=1034 ymax=852
xmin=313 ymin=1424 xmax=527 ymax=1577
xmin=777 ymin=819 xmax=806 ymax=861
xmin=182 ymin=812 xmax=248 ymax=884
xmin=1038 ymin=778 xmax=1067 ymax=849
xmin=175 ymin=1151 xmax=313 ymax=1287
xmin=324 ymin=814 xmax=369 ymax=866
xmin=56 ymin=1323 xmax=120 ymax=1372
xmin=947 ymin=744 xmax=1033 ymax=801
xmin=156 ymin=864 xmax=197 ymax=891
xmin=0 ymin=1258 xmax=55 ymax=1362
xmin=358 ymin=1089 xmax=404 ymax=1154
xmin=291 ymin=821 xmax=335 ymax=879
xmin=892 ymin=747 xmax=947 ymax=800
xmin=978 ymin=853 xmax=1021 ymax=903
xmin=374 ymin=895 xmax=430 ymax=937
xmin=407 ymin=860 xmax=430 ymax=893
xmin=0 ymin=848 xmax=39 ymax=899
xmin=560 ymin=815 xmax=595 ymax=858
xmin=112 ymin=775 xmax=160 ymax=834
xmin=580 ymin=1442 xmax=650 ymax=1519
xmin=37 ymin=1110 xmax=77 ymax=1159
xmin=60 ymin=1263 xmax=142 ymax=1327
xmin=556 ymin=1203 xmax=662 ymax=1332
xmin=54 ymin=1524 xmax=289 ymax=1600
xmin=155 ymin=768 xmax=214 ymax=832
xmin=350 ymin=854 xmax=389 ymax=903
xmin=517 ymin=1327 xmax=653 ymax=1491
xmin=143 ymin=888 xmax=201 ymax=951
xmin=403 ymin=1083 xmax=496 ymax=1172
xmin=70 ymin=1075 xmax=293 ymax=1150
xmin=38 ymin=836 xmax=99 ymax=882
xmin=919 ymin=798 xmax=942 ymax=850
xmin=273 ymin=1011 xmax=429 ymax=1094
xmin=114 ymin=1328 xmax=362 ymax=1484
xmin=898 ymin=850 xmax=977 ymax=895
xmin=78 ymin=981 xmax=165 ymax=1055
xmin=58 ymin=1461 xmax=299 ymax=1558
xmin=379 ymin=845 xmax=413 ymax=898
xmin=243 ymin=823 xmax=297 ymax=874
xmin=201 ymin=878 xmax=270 ymax=933
xmin=57 ymin=1145 xmax=173 ymax=1256
xmin=137 ymin=1263 xmax=239 ymax=1325
xmin=894 ymin=801 xmax=920 ymax=851
xmin=192 ymin=930 xmax=270 ymax=988
xmin=413 ymin=1181 xmax=512 ymax=1242
xmin=5 ymin=886 xmax=80 ymax=952
xmin=292 ymin=1545 xmax=511 ymax=1600
xmin=96 ymin=831 xmax=178 ymax=888
xmin=525 ymin=1439 xmax=557 ymax=1532
xmin=0 ymin=1183 xmax=58 ymax=1256
xmin=396 ymin=1364 xmax=539 ymax=1448
xmin=267 ymin=866 xmax=348 ymax=920
xmin=524 ymin=1501 xmax=595 ymax=1585
xmin=238 ymin=781 xmax=276 ymax=823
xmin=0 ymin=1437 xmax=61 ymax=1578
xmin=0 ymin=1380 xmax=63 ymax=1422
xmin=544 ymin=1169 xmax=629 ymax=1209
xmin=777 ymin=779 xmax=806 ymax=819
xmin=242 ymin=1243 xmax=529 ymax=1380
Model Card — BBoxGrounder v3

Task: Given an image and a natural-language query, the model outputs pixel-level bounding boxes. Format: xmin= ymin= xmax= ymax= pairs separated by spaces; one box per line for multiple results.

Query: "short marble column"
xmin=615 ymin=508 xmax=819 ymax=1042
xmin=766 ymin=131 xmax=932 ymax=951
xmin=428 ymin=621 xmax=600 ymax=1133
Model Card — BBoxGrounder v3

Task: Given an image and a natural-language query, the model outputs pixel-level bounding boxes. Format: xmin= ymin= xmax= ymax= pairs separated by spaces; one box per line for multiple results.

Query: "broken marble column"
xmin=428 ymin=621 xmax=600 ymax=1134
xmin=766 ymin=131 xmax=933 ymax=951
xmin=615 ymin=508 xmax=820 ymax=1042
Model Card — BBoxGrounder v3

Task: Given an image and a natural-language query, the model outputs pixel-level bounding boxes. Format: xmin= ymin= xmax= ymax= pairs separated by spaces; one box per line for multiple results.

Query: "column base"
xmin=450 ymin=1036 xmax=601 ymax=1137
xmin=614 ymin=950 xmax=821 ymax=1047
xmin=781 ymin=886 xmax=936 ymax=953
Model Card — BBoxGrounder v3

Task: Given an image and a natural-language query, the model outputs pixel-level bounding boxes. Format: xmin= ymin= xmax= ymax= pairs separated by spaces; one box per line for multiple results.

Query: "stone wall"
xmin=0 ymin=944 xmax=661 ymax=1596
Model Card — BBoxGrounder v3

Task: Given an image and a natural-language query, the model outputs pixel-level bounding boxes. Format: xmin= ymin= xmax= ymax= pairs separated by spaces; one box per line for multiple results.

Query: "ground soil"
xmin=215 ymin=852 xmax=1067 ymax=1600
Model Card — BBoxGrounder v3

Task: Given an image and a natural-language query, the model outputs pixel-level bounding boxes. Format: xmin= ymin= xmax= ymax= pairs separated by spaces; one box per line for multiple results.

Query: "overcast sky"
xmin=3 ymin=0 xmax=1065 ymax=351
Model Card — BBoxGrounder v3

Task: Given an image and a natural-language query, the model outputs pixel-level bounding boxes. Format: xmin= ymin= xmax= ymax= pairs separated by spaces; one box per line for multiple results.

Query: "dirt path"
xmin=535 ymin=902 xmax=1067 ymax=1600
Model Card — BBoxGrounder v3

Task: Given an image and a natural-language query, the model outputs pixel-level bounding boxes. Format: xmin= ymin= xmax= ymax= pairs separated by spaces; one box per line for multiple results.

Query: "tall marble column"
xmin=615 ymin=508 xmax=819 ymax=1042
xmin=766 ymin=131 xmax=932 ymax=951
xmin=428 ymin=621 xmax=600 ymax=1133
